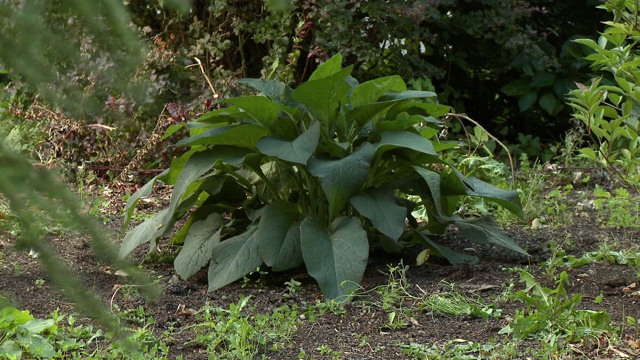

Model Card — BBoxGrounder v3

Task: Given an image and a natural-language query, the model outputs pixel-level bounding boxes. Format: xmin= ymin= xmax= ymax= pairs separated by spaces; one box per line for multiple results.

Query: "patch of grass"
xmin=358 ymin=262 xmax=501 ymax=331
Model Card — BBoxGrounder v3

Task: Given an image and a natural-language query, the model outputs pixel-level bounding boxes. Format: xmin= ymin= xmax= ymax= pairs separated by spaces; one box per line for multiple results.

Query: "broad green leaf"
xmin=119 ymin=209 xmax=171 ymax=258
xmin=377 ymin=112 xmax=429 ymax=132
xmin=414 ymin=231 xmax=479 ymax=265
xmin=196 ymin=106 xmax=248 ymax=124
xmin=462 ymin=176 xmax=524 ymax=219
xmin=122 ymin=168 xmax=169 ymax=232
xmin=539 ymin=92 xmax=559 ymax=115
xmin=162 ymin=122 xmax=187 ymax=140
xmin=300 ymin=216 xmax=369 ymax=300
xmin=0 ymin=307 xmax=33 ymax=325
xmin=350 ymin=75 xmax=406 ymax=107
xmin=386 ymin=102 xmax=450 ymax=120
xmin=350 ymin=187 xmax=406 ymax=240
xmin=530 ymin=72 xmax=556 ymax=88
xmin=309 ymin=53 xmax=344 ymax=81
xmin=446 ymin=215 xmax=528 ymax=255
xmin=347 ymin=100 xmax=406 ymax=132
xmin=0 ymin=340 xmax=22 ymax=358
xmin=518 ymin=91 xmax=537 ymax=112
xmin=412 ymin=166 xmax=444 ymax=215
xmin=293 ymin=66 xmax=353 ymax=123
xmin=18 ymin=318 xmax=54 ymax=334
xmin=378 ymin=90 xmax=437 ymax=101
xmin=443 ymin=168 xmax=524 ymax=219
xmin=175 ymin=124 xmax=269 ymax=148
xmin=208 ymin=227 xmax=263 ymax=291
xmin=222 ymin=96 xmax=296 ymax=135
xmin=376 ymin=131 xmax=437 ymax=158
xmin=237 ymin=78 xmax=290 ymax=101
xmin=255 ymin=200 xmax=303 ymax=271
xmin=501 ymin=79 xmax=531 ymax=96
xmin=174 ymin=212 xmax=224 ymax=280
xmin=308 ymin=143 xmax=375 ymax=220
xmin=18 ymin=332 xmax=55 ymax=358
xmin=257 ymin=121 xmax=320 ymax=164
xmin=121 ymin=149 xmax=228 ymax=258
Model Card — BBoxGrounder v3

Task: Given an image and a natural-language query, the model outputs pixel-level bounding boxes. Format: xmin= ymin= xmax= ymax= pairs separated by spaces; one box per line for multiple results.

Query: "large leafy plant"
xmin=568 ymin=0 xmax=640 ymax=192
xmin=120 ymin=54 xmax=525 ymax=300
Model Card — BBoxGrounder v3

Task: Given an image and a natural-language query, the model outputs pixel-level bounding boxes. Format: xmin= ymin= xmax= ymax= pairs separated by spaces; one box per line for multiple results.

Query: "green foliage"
xmin=121 ymin=54 xmax=525 ymax=300
xmin=0 ymin=0 xmax=148 ymax=120
xmin=568 ymin=0 xmax=640 ymax=191
xmin=0 ymin=307 xmax=57 ymax=359
xmin=0 ymin=0 xmax=163 ymax=337
xmin=0 ymin=306 xmax=175 ymax=359
xmin=500 ymin=271 xmax=611 ymax=345
xmin=592 ymin=185 xmax=640 ymax=227
xmin=185 ymin=296 xmax=299 ymax=358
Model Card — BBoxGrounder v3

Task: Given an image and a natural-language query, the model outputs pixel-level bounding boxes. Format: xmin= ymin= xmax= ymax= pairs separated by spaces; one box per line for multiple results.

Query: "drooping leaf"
xmin=300 ymin=216 xmax=369 ymax=300
xmin=120 ymin=149 xmax=229 ymax=258
xmin=350 ymin=187 xmax=406 ymax=240
xmin=445 ymin=215 xmax=528 ymax=256
xmin=414 ymin=231 xmax=479 ymax=265
xmin=377 ymin=112 xmax=429 ymax=132
xmin=308 ymin=143 xmax=375 ymax=220
xmin=346 ymin=101 xmax=395 ymax=128
xmin=255 ymin=200 xmax=303 ymax=271
xmin=122 ymin=168 xmax=169 ymax=232
xmin=257 ymin=121 xmax=320 ymax=164
xmin=237 ymin=78 xmax=292 ymax=104
xmin=412 ymin=166 xmax=444 ymax=216
xmin=175 ymin=124 xmax=270 ymax=148
xmin=174 ymin=212 xmax=224 ymax=280
xmin=119 ymin=209 xmax=171 ymax=258
xmin=442 ymin=168 xmax=524 ymax=219
xmin=208 ymin=227 xmax=263 ymax=291
xmin=222 ymin=96 xmax=295 ymax=134
xmin=378 ymin=90 xmax=437 ymax=101
xmin=460 ymin=175 xmax=524 ymax=219
xmin=376 ymin=131 xmax=437 ymax=156
xmin=350 ymin=75 xmax=407 ymax=107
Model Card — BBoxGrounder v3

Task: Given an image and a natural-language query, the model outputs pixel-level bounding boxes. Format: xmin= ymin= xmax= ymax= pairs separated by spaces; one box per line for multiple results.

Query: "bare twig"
xmin=193 ymin=57 xmax=219 ymax=99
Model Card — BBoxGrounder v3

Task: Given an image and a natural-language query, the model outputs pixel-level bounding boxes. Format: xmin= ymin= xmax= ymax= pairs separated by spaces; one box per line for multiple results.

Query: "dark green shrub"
xmin=120 ymin=55 xmax=526 ymax=300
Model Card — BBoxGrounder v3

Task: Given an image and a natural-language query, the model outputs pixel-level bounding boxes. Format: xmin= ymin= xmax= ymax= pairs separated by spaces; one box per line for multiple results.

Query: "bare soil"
xmin=1 ymin=180 xmax=640 ymax=359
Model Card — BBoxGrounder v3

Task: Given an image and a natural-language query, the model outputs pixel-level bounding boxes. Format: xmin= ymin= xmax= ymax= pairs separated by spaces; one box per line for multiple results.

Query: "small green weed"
xmin=540 ymin=184 xmax=574 ymax=227
xmin=592 ymin=186 xmax=640 ymax=228
xmin=563 ymin=240 xmax=640 ymax=272
xmin=500 ymin=271 xmax=611 ymax=346
xmin=184 ymin=295 xmax=298 ymax=359
xmin=400 ymin=339 xmax=511 ymax=360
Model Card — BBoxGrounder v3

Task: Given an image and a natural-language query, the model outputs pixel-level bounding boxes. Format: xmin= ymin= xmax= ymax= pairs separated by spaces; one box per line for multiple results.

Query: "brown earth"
xmin=1 ymin=179 xmax=640 ymax=359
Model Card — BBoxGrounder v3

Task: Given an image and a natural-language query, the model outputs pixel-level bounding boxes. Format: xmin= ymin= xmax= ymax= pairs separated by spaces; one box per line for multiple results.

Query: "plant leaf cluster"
xmin=500 ymin=271 xmax=611 ymax=345
xmin=120 ymin=54 xmax=526 ymax=300
xmin=568 ymin=0 xmax=640 ymax=192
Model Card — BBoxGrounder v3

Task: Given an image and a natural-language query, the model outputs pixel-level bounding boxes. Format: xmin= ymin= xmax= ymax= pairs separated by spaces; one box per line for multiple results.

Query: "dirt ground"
xmin=1 ymin=180 xmax=640 ymax=359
